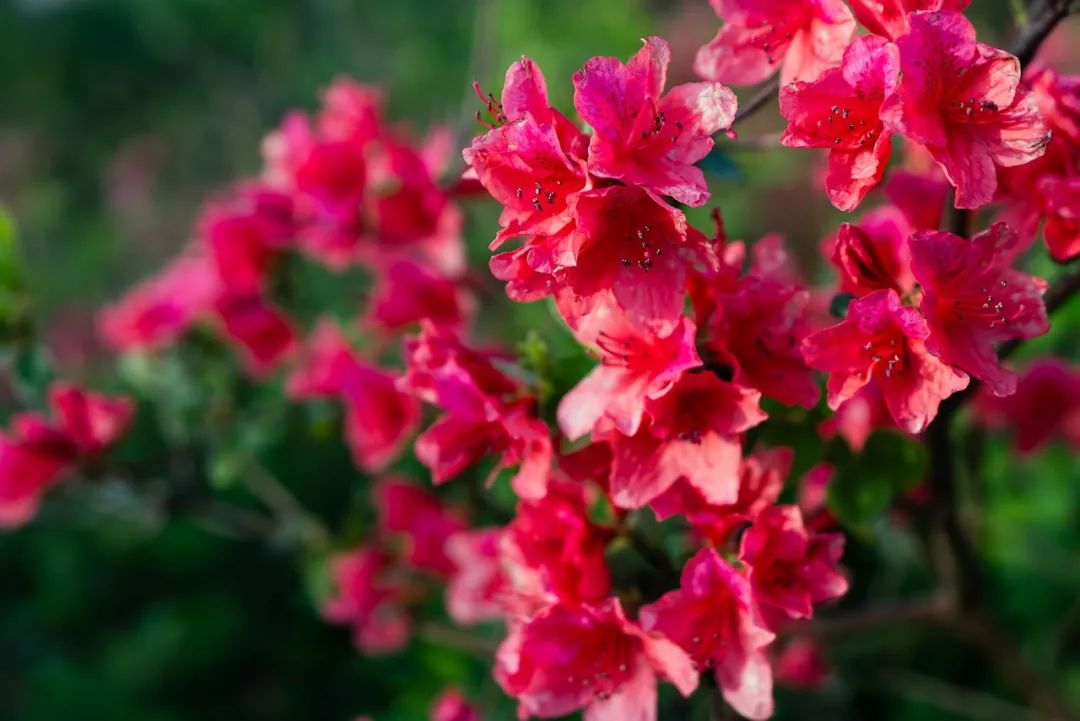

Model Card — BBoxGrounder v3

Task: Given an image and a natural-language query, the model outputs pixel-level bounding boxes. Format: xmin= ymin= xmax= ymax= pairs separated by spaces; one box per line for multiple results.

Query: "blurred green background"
xmin=0 ymin=1 xmax=1079 ymax=720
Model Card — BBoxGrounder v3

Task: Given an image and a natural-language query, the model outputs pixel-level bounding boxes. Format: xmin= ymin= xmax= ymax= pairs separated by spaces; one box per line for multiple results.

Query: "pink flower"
xmin=400 ymin=325 xmax=552 ymax=499
xmin=566 ymin=186 xmax=717 ymax=336
xmin=557 ymin=301 xmax=701 ymax=441
xmin=213 ymin=292 xmax=297 ymax=374
xmin=801 ymin=289 xmax=970 ymax=433
xmin=1039 ymin=176 xmax=1080 ymax=263
xmin=289 ymin=321 xmax=420 ymax=471
xmin=366 ymin=259 xmax=472 ymax=333
xmin=366 ymin=137 xmax=466 ymax=277
xmin=774 ymin=638 xmax=831 ymax=689
xmin=695 ymin=0 xmax=855 ymax=86
xmin=199 ymin=184 xmax=296 ymax=294
xmin=818 ymin=382 xmax=897 ymax=451
xmin=445 ymin=529 xmax=507 ymax=624
xmin=263 ymin=112 xmax=368 ymax=268
xmin=506 ymin=482 xmax=613 ymax=604
xmin=604 ymin=372 xmax=766 ymax=509
xmin=881 ymin=12 xmax=1050 ymax=209
xmin=322 ymin=547 xmax=410 ymax=654
xmin=909 ymin=223 xmax=1049 ymax=397
xmin=573 ymin=36 xmax=737 ymax=206
xmin=640 ymin=548 xmax=776 ymax=720
xmin=430 ymin=688 xmax=481 ymax=721
xmin=973 ymin=359 xmax=1080 ymax=453
xmin=464 ymin=58 xmax=589 ymax=248
xmin=850 ymin=0 xmax=971 ymax=41
xmin=780 ymin=35 xmax=900 ymax=211
xmin=740 ymin=505 xmax=849 ymax=622
xmin=829 ymin=209 xmax=915 ymax=297
xmin=0 ymin=384 xmax=133 ymax=529
xmin=704 ymin=236 xmax=821 ymax=409
xmin=99 ymin=249 xmax=220 ymax=351
xmin=650 ymin=447 xmax=792 ymax=546
xmin=316 ymin=77 xmax=383 ymax=143
xmin=495 ymin=598 xmax=698 ymax=721
xmin=374 ymin=479 xmax=465 ymax=576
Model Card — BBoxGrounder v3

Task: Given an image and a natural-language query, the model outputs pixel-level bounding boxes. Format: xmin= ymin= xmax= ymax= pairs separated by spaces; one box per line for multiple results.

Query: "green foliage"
xmin=827 ymin=432 xmax=929 ymax=535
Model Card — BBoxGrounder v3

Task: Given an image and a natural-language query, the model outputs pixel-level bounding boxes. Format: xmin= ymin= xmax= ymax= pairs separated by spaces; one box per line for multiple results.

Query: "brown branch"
xmin=733 ymin=77 xmax=780 ymax=127
xmin=1012 ymin=0 xmax=1075 ymax=68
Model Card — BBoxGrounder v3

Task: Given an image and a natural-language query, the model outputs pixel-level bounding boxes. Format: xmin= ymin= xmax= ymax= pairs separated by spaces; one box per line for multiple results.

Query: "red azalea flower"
xmin=374 ymin=478 xmax=465 ymax=576
xmin=199 ymin=184 xmax=296 ymax=294
xmin=695 ymin=0 xmax=855 ymax=86
xmin=566 ymin=186 xmax=717 ymax=336
xmin=909 ymin=223 xmax=1049 ymax=397
xmin=780 ymin=35 xmax=900 ymax=211
xmin=506 ymin=482 xmax=613 ymax=605
xmin=495 ymin=598 xmax=697 ymax=721
xmin=213 ymin=292 xmax=297 ymax=374
xmin=365 ymin=259 xmax=472 ymax=333
xmin=430 ymin=688 xmax=481 ymax=721
xmin=773 ymin=638 xmax=831 ymax=689
xmin=640 ymin=548 xmax=776 ymax=720
xmin=321 ymin=547 xmax=410 ymax=654
xmin=850 ymin=0 xmax=971 ymax=41
xmin=818 ymin=381 xmax=898 ymax=451
xmin=603 ymin=372 xmax=766 ymax=510
xmin=802 ymin=289 xmax=969 ymax=433
xmin=705 ymin=236 xmax=821 ymax=409
xmin=465 ymin=58 xmax=589 ymax=248
xmin=1039 ymin=176 xmax=1080 ymax=262
xmin=573 ymin=36 xmax=737 ymax=206
xmin=400 ymin=324 xmax=551 ymax=499
xmin=288 ymin=321 xmax=420 ymax=471
xmin=829 ymin=209 xmax=915 ymax=298
xmin=445 ymin=529 xmax=507 ymax=625
xmin=973 ymin=359 xmax=1080 ymax=453
xmin=650 ymin=447 xmax=792 ymax=546
xmin=99 ymin=248 xmax=221 ymax=351
xmin=557 ymin=299 xmax=701 ymax=441
xmin=740 ymin=505 xmax=849 ymax=622
xmin=0 ymin=384 xmax=132 ymax=529
xmin=881 ymin=12 xmax=1050 ymax=209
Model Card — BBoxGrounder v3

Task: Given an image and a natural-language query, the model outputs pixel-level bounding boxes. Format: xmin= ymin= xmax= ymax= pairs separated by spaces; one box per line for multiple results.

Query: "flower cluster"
xmin=6 ymin=2 xmax=1075 ymax=720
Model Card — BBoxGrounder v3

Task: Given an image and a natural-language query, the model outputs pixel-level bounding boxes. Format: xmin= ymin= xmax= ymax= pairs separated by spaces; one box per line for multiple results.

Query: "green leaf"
xmin=827 ymin=431 xmax=929 ymax=534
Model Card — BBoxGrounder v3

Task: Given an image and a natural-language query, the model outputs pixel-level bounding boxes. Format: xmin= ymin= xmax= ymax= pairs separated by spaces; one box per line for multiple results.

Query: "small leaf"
xmin=698 ymin=147 xmax=742 ymax=181
xmin=830 ymin=292 xmax=854 ymax=319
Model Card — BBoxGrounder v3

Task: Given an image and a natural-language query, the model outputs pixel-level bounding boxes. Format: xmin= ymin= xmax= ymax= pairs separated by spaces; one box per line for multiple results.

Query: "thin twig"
xmin=882 ymin=669 xmax=1041 ymax=721
xmin=239 ymin=454 xmax=328 ymax=549
xmin=1012 ymin=0 xmax=1075 ymax=68
xmin=798 ymin=595 xmax=951 ymax=638
xmin=417 ymin=621 xmax=500 ymax=659
xmin=732 ymin=77 xmax=780 ymax=127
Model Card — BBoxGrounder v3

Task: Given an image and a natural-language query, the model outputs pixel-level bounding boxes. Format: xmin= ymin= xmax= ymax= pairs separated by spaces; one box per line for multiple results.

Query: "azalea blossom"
xmin=557 ymin=299 xmax=701 ymax=441
xmin=740 ymin=505 xmax=849 ymax=623
xmin=695 ymin=0 xmax=856 ymax=86
xmin=288 ymin=321 xmax=420 ymax=472
xmin=881 ymin=11 xmax=1050 ymax=209
xmin=321 ymin=547 xmax=410 ymax=654
xmin=640 ymin=548 xmax=776 ymax=720
xmin=702 ymin=235 xmax=821 ymax=409
xmin=0 ymin=384 xmax=133 ymax=528
xmin=573 ymin=36 xmax=737 ymax=206
xmin=445 ymin=529 xmax=507 ymax=625
xmin=850 ymin=0 xmax=972 ymax=41
xmin=603 ymin=372 xmax=766 ymax=509
xmin=801 ymin=289 xmax=970 ymax=433
xmin=973 ymin=359 xmax=1080 ymax=453
xmin=496 ymin=598 xmax=698 ymax=721
xmin=909 ymin=223 xmax=1049 ymax=397
xmin=374 ymin=478 xmax=465 ymax=576
xmin=430 ymin=688 xmax=481 ymax=721
xmin=650 ymin=447 xmax=792 ymax=546
xmin=780 ymin=35 xmax=900 ymax=211
xmin=829 ymin=211 xmax=915 ymax=298
xmin=400 ymin=324 xmax=552 ymax=499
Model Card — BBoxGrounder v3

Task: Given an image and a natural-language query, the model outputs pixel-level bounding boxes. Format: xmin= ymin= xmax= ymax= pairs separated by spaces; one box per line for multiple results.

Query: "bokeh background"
xmin=1 ymin=1 xmax=1078 ymax=720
